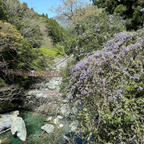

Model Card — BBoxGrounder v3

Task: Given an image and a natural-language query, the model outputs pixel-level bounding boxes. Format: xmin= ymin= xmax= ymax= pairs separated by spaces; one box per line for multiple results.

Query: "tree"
xmin=0 ymin=21 xmax=44 ymax=71
xmin=70 ymin=11 xmax=125 ymax=60
xmin=51 ymin=0 xmax=89 ymax=26
xmin=91 ymin=0 xmax=144 ymax=30
xmin=1 ymin=0 xmax=42 ymax=48
xmin=46 ymin=18 xmax=70 ymax=43
xmin=0 ymin=0 xmax=6 ymax=20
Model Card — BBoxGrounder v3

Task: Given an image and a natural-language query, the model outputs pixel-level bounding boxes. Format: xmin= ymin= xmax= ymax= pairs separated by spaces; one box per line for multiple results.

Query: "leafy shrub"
xmin=55 ymin=44 xmax=66 ymax=56
xmin=60 ymin=58 xmax=75 ymax=95
xmin=0 ymin=21 xmax=45 ymax=70
xmin=0 ymin=78 xmax=6 ymax=87
xmin=70 ymin=11 xmax=125 ymax=60
xmin=18 ymin=19 xmax=42 ymax=48
xmin=1 ymin=0 xmax=42 ymax=48
xmin=92 ymin=0 xmax=144 ymax=30
xmin=40 ymin=46 xmax=58 ymax=58
xmin=0 ymin=0 xmax=6 ymax=20
xmin=40 ymin=45 xmax=65 ymax=57
xmin=65 ymin=30 xmax=144 ymax=143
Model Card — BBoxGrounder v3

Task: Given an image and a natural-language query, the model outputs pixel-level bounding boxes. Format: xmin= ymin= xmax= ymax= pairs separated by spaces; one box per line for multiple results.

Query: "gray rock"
xmin=0 ymin=86 xmax=25 ymax=113
xmin=0 ymin=111 xmax=19 ymax=132
xmin=63 ymin=135 xmax=70 ymax=141
xmin=71 ymin=106 xmax=78 ymax=115
xmin=60 ymin=104 xmax=70 ymax=117
xmin=69 ymin=121 xmax=79 ymax=132
xmin=0 ymin=115 xmax=12 ymax=132
xmin=140 ymin=8 xmax=144 ymax=12
xmin=46 ymin=116 xmax=53 ymax=121
xmin=62 ymin=99 xmax=68 ymax=103
xmin=27 ymin=90 xmax=36 ymax=96
xmin=41 ymin=124 xmax=54 ymax=133
xmin=58 ymin=124 xmax=64 ymax=128
xmin=11 ymin=116 xmax=27 ymax=141
xmin=52 ymin=116 xmax=64 ymax=128
xmin=57 ymin=115 xmax=63 ymax=119
xmin=46 ymin=78 xmax=61 ymax=90
xmin=53 ymin=118 xmax=59 ymax=125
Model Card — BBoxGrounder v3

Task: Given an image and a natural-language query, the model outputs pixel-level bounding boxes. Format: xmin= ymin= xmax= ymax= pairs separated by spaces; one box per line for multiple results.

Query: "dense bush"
xmin=18 ymin=19 xmax=42 ymax=48
xmin=1 ymin=0 xmax=42 ymax=48
xmin=0 ymin=21 xmax=45 ymax=71
xmin=0 ymin=0 xmax=5 ymax=20
xmin=65 ymin=30 xmax=144 ymax=143
xmin=91 ymin=0 xmax=144 ymax=30
xmin=0 ymin=78 xmax=6 ymax=87
xmin=70 ymin=11 xmax=125 ymax=60
xmin=46 ymin=18 xmax=70 ymax=44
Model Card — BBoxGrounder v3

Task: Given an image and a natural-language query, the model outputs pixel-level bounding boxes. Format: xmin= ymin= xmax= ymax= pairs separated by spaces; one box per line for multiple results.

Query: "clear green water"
xmin=0 ymin=111 xmax=65 ymax=144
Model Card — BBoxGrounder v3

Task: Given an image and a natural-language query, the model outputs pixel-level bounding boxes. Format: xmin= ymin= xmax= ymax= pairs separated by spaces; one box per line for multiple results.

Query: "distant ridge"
xmin=53 ymin=15 xmax=69 ymax=28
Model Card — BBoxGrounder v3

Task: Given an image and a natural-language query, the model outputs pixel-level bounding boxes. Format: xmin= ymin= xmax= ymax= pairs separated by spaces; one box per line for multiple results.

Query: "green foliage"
xmin=0 ymin=78 xmax=6 ymax=87
xmin=114 ymin=4 xmax=127 ymax=15
xmin=92 ymin=0 xmax=144 ymax=30
xmin=0 ymin=21 xmax=45 ymax=72
xmin=78 ymin=108 xmax=91 ymax=129
xmin=18 ymin=19 xmax=42 ymax=48
xmin=1 ymin=0 xmax=42 ymax=48
xmin=40 ymin=45 xmax=65 ymax=57
xmin=39 ymin=45 xmax=66 ymax=69
xmin=0 ymin=0 xmax=6 ymax=20
xmin=64 ymin=29 xmax=144 ymax=143
xmin=92 ymin=97 xmax=144 ymax=143
xmin=46 ymin=18 xmax=70 ymax=44
xmin=40 ymin=46 xmax=58 ymax=57
xmin=55 ymin=44 xmax=66 ymax=56
xmin=60 ymin=58 xmax=75 ymax=95
xmin=70 ymin=11 xmax=125 ymax=60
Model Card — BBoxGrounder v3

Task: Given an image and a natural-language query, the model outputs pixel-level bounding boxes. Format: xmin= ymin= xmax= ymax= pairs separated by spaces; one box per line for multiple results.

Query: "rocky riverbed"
xmin=0 ymin=56 xmax=83 ymax=144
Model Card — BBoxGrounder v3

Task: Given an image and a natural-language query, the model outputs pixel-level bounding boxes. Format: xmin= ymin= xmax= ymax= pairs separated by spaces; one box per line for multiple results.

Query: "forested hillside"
xmin=0 ymin=0 xmax=144 ymax=144
xmin=0 ymin=0 xmax=69 ymax=86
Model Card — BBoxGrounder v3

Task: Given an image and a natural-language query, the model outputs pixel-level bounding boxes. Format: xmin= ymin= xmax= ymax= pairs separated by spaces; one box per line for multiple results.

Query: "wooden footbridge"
xmin=0 ymin=55 xmax=73 ymax=78
xmin=1 ymin=69 xmax=61 ymax=78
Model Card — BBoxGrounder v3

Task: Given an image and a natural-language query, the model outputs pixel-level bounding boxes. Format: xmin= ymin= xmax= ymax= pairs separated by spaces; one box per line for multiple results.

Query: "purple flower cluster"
xmin=65 ymin=28 xmax=144 ymax=144
xmin=67 ymin=30 xmax=144 ymax=105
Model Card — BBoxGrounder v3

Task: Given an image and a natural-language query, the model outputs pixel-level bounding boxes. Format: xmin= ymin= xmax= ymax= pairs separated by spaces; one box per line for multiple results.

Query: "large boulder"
xmin=41 ymin=124 xmax=55 ymax=134
xmin=0 ymin=111 xmax=19 ymax=132
xmin=11 ymin=116 xmax=27 ymax=142
xmin=0 ymin=85 xmax=25 ymax=113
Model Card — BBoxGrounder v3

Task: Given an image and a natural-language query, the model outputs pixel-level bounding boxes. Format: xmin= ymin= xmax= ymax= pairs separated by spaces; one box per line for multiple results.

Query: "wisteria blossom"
xmin=66 ymin=30 xmax=144 ymax=143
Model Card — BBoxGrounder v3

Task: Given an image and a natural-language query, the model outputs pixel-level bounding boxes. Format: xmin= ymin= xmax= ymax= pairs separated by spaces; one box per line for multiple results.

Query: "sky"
xmin=20 ymin=0 xmax=91 ymax=18
xmin=20 ymin=0 xmax=60 ymax=17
